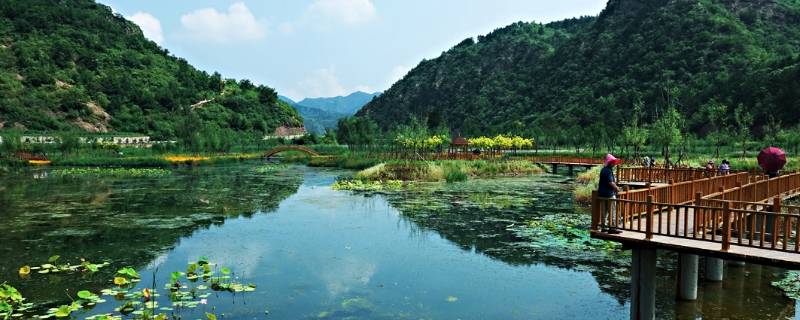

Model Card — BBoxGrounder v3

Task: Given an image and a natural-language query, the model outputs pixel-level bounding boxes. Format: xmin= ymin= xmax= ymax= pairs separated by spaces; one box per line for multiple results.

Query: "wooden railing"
xmin=616 ymin=172 xmax=749 ymax=204
xmin=616 ymin=167 xmax=735 ymax=184
xmin=592 ymin=171 xmax=800 ymax=254
xmin=526 ymin=156 xmax=606 ymax=165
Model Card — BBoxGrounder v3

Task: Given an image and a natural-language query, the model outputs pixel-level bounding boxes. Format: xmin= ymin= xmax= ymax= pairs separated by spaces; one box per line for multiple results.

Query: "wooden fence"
xmin=592 ymin=172 xmax=800 ymax=254
xmin=615 ymin=167 xmax=735 ymax=184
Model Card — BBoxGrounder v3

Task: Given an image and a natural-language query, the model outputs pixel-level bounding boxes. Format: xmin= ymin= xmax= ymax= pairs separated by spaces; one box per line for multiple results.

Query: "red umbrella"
xmin=758 ymin=147 xmax=787 ymax=173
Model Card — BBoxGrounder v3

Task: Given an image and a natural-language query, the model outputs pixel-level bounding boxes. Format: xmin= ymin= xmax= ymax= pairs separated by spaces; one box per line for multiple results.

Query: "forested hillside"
xmin=0 ymin=0 xmax=302 ymax=138
xmin=359 ymin=0 xmax=800 ymax=142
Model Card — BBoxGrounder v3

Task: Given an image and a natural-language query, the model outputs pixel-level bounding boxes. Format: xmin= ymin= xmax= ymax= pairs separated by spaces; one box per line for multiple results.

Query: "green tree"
xmin=650 ymin=107 xmax=684 ymax=166
xmin=701 ymin=100 xmax=729 ymax=159
xmin=733 ymin=104 xmax=754 ymax=159
xmin=58 ymin=132 xmax=81 ymax=155
xmin=622 ymin=101 xmax=648 ymax=158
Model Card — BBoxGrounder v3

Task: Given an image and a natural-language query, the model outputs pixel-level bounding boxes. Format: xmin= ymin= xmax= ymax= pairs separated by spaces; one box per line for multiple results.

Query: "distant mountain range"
xmin=281 ymin=91 xmax=380 ymax=134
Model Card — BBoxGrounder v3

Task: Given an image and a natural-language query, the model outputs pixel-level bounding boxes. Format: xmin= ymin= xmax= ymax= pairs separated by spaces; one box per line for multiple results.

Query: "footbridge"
xmin=590 ymin=170 xmax=800 ymax=319
xmin=526 ymin=156 xmax=606 ymax=175
xmin=263 ymin=145 xmax=321 ymax=158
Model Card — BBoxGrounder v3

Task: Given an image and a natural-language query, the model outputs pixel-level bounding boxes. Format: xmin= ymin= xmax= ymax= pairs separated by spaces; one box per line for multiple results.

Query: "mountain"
xmin=359 ymin=0 xmax=800 ymax=139
xmin=293 ymin=104 xmax=349 ymax=134
xmin=299 ymin=91 xmax=381 ymax=115
xmin=281 ymin=92 xmax=379 ymax=134
xmin=0 ymin=0 xmax=302 ymax=138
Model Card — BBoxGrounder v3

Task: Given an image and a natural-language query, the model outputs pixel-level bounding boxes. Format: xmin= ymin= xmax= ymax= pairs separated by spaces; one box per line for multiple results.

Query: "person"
xmin=705 ymin=160 xmax=715 ymax=177
xmin=642 ymin=156 xmax=651 ymax=167
xmin=599 ymin=154 xmax=622 ymax=234
xmin=719 ymin=159 xmax=730 ymax=175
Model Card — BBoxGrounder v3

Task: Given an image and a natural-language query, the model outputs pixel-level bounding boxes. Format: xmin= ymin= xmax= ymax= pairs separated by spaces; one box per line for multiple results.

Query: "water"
xmin=0 ymin=164 xmax=796 ymax=319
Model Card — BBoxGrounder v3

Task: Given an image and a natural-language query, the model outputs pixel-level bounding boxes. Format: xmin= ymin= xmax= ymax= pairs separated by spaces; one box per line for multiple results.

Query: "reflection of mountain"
xmin=0 ymin=165 xmax=302 ymax=306
xmin=378 ymin=177 xmax=633 ymax=302
xmin=379 ymin=178 xmax=796 ymax=318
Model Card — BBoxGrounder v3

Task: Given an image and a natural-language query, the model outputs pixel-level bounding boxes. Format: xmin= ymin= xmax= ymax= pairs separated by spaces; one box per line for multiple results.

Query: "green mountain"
xmin=358 ymin=0 xmax=800 ymax=139
xmin=280 ymin=93 xmax=377 ymax=134
xmin=299 ymin=91 xmax=380 ymax=115
xmin=279 ymin=96 xmax=348 ymax=134
xmin=0 ymin=0 xmax=302 ymax=138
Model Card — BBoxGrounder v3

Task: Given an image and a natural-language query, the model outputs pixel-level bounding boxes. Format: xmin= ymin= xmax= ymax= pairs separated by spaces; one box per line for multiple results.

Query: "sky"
xmin=101 ymin=0 xmax=608 ymax=101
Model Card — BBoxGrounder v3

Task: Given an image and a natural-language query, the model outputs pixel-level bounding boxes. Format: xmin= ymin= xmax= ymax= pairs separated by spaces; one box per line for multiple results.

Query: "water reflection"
xmin=0 ymin=166 xmax=796 ymax=319
xmin=0 ymin=164 xmax=303 ymax=305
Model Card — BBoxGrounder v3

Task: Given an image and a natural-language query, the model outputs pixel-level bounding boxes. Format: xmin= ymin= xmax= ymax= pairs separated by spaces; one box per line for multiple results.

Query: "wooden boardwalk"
xmin=591 ymin=170 xmax=800 ymax=268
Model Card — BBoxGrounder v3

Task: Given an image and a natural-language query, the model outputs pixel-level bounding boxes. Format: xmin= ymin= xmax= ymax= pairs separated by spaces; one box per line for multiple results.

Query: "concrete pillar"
xmin=704 ymin=257 xmax=724 ymax=281
xmin=677 ymin=254 xmax=699 ymax=300
xmin=729 ymin=260 xmax=746 ymax=267
xmin=631 ymin=247 xmax=657 ymax=320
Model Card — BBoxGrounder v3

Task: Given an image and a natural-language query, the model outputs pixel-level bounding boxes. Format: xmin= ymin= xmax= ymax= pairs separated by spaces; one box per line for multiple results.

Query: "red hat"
xmin=605 ymin=154 xmax=621 ymax=166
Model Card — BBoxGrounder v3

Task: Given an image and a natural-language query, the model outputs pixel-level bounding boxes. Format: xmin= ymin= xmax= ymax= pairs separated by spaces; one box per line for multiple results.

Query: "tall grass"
xmin=354 ymin=160 xmax=544 ymax=183
xmin=574 ymin=166 xmax=601 ymax=204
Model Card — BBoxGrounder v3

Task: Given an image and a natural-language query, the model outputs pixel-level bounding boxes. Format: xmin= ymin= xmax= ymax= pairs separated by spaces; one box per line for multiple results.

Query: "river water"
xmin=0 ymin=164 xmax=796 ymax=319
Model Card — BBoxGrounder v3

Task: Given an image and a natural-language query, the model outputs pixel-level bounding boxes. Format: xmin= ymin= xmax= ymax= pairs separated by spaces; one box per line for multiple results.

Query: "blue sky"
xmin=101 ymin=0 xmax=608 ymax=101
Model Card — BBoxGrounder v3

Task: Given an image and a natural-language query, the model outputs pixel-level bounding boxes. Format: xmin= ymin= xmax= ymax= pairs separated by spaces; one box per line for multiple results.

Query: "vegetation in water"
xmin=772 ymin=271 xmax=800 ymax=300
xmin=10 ymin=256 xmax=250 ymax=320
xmin=51 ymin=168 xmax=171 ymax=178
xmin=331 ymin=178 xmax=404 ymax=192
xmin=354 ymin=160 xmax=544 ymax=183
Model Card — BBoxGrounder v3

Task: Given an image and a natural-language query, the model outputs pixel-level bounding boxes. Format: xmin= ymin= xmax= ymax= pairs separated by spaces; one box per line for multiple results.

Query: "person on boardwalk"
xmin=704 ymin=160 xmax=715 ymax=177
xmin=599 ymin=154 xmax=622 ymax=234
xmin=719 ymin=159 xmax=730 ymax=175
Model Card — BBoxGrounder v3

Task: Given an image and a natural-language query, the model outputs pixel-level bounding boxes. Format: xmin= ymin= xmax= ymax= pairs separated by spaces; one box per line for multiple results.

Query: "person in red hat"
xmin=599 ymin=154 xmax=622 ymax=234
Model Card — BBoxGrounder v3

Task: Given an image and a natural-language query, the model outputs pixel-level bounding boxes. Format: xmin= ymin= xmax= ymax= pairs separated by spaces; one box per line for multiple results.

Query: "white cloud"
xmin=129 ymin=12 xmax=164 ymax=44
xmin=305 ymin=0 xmax=377 ymax=26
xmin=180 ymin=2 xmax=265 ymax=43
xmin=298 ymin=67 xmax=348 ymax=98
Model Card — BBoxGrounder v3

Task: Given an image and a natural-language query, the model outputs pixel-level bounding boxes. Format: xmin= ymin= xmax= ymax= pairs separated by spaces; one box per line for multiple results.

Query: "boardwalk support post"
xmin=722 ymin=202 xmax=731 ymax=252
xmin=677 ymin=253 xmax=699 ymax=300
xmin=705 ymin=257 xmax=724 ymax=281
xmin=646 ymin=195 xmax=654 ymax=240
xmin=631 ymin=247 xmax=657 ymax=320
xmin=770 ymin=197 xmax=782 ymax=245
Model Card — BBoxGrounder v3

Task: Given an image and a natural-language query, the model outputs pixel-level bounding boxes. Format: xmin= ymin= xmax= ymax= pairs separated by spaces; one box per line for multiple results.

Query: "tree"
xmin=701 ymin=100 xmax=729 ymax=159
xmin=762 ymin=115 xmax=784 ymax=147
xmin=336 ymin=116 xmax=379 ymax=148
xmin=650 ymin=107 xmax=684 ymax=167
xmin=58 ymin=132 xmax=81 ymax=155
xmin=0 ymin=131 xmax=22 ymax=155
xmin=733 ymin=104 xmax=754 ymax=159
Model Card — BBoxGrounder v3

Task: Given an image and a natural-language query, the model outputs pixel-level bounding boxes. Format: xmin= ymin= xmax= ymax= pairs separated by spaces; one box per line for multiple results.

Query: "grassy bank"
xmin=573 ymin=166 xmax=601 ymax=204
xmin=354 ymin=160 xmax=545 ymax=183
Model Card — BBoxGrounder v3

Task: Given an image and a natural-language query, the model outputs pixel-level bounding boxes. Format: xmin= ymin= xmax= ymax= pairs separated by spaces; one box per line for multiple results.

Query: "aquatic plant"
xmin=332 ymin=178 xmax=404 ymax=192
xmin=13 ymin=256 xmax=253 ymax=319
xmin=51 ymin=168 xmax=171 ymax=178
xmin=354 ymin=160 xmax=544 ymax=183
xmin=19 ymin=255 xmax=109 ymax=276
xmin=773 ymin=271 xmax=800 ymax=300
xmin=0 ymin=283 xmax=33 ymax=320
xmin=254 ymin=163 xmax=289 ymax=173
